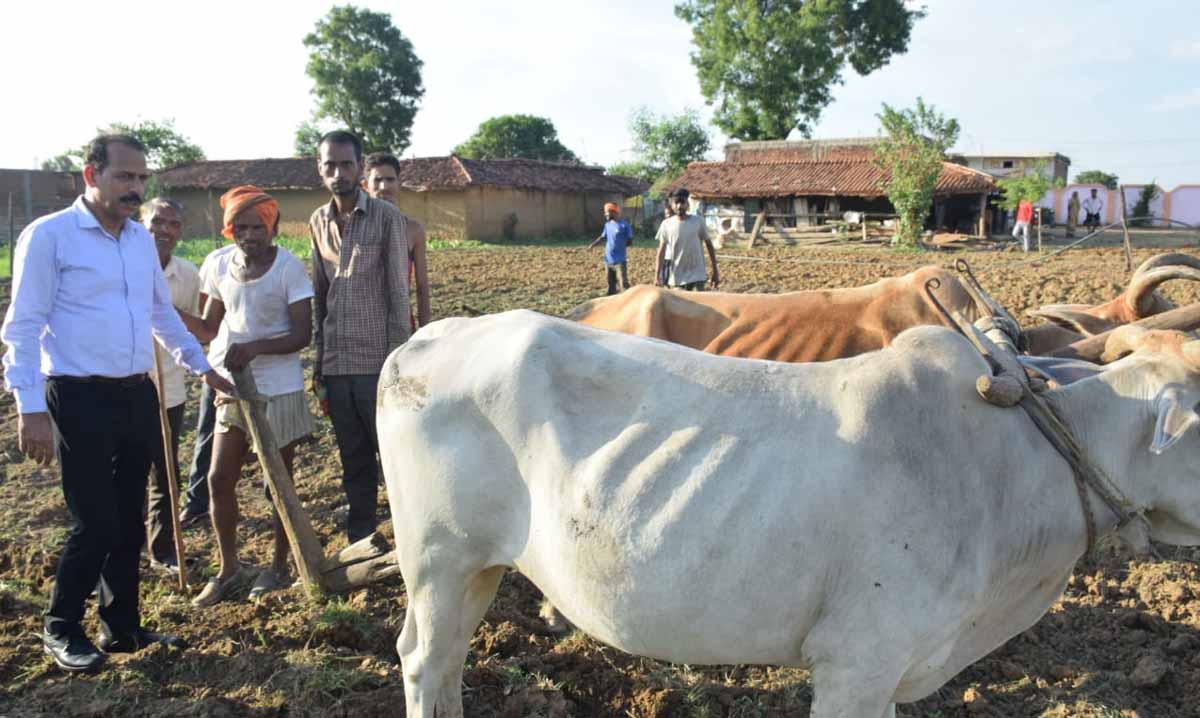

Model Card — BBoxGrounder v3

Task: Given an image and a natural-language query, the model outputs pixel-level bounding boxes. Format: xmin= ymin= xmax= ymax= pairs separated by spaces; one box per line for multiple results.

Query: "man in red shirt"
xmin=1012 ymin=199 xmax=1034 ymax=252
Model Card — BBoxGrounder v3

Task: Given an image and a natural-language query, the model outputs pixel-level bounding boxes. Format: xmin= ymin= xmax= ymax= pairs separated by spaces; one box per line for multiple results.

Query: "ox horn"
xmin=1131 ymin=252 xmax=1200 ymax=278
xmin=1101 ymin=325 xmax=1149 ymax=363
xmin=1126 ymin=258 xmax=1200 ymax=317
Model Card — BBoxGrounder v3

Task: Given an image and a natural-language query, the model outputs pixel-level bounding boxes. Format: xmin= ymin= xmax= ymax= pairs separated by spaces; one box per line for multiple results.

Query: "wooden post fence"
xmin=1118 ymin=185 xmax=1133 ymax=273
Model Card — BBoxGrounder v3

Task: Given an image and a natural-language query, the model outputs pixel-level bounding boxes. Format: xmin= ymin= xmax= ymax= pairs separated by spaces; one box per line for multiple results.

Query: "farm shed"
xmin=156 ymin=156 xmax=647 ymax=241
xmin=666 ymin=139 xmax=997 ymax=237
xmin=0 ymin=169 xmax=80 ymax=247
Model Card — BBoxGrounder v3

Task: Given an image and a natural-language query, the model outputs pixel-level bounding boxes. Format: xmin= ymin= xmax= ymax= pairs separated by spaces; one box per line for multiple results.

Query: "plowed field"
xmin=2 ymin=242 xmax=1199 ymax=717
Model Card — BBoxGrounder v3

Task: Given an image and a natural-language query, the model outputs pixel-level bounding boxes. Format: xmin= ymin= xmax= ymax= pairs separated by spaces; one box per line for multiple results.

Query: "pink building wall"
xmin=1041 ymin=184 xmax=1198 ymax=227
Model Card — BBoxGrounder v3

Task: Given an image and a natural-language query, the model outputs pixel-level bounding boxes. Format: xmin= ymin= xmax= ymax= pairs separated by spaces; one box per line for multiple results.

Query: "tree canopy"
xmin=302 ymin=5 xmax=424 ymax=154
xmin=874 ymin=98 xmax=960 ymax=247
xmin=453 ymin=115 xmax=579 ymax=162
xmin=609 ymin=108 xmax=710 ymax=194
xmin=42 ymin=118 xmax=205 ymax=171
xmin=996 ymin=162 xmax=1063 ymax=211
xmin=1073 ymin=170 xmax=1119 ymax=190
xmin=675 ymin=0 xmax=924 ymax=140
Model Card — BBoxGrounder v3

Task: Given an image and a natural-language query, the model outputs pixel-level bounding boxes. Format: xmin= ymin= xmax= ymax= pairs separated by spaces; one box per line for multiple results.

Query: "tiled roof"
xmin=157 ymin=156 xmax=648 ymax=196
xmin=665 ymin=158 xmax=996 ymax=199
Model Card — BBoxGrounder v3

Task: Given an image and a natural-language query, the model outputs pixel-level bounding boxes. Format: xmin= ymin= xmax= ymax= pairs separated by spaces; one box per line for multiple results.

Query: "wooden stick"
xmin=151 ymin=344 xmax=189 ymax=591
xmin=230 ymin=368 xmax=327 ymax=597
xmin=1047 ymin=301 xmax=1200 ymax=361
xmin=1119 ymin=186 xmax=1133 ymax=273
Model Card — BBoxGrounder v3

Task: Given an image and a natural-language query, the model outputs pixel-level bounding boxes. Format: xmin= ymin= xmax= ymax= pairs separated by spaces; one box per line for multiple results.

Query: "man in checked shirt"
xmin=310 ymin=130 xmax=417 ymax=542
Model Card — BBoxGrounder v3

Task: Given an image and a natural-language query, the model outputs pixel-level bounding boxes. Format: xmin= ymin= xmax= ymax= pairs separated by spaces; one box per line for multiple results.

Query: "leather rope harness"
xmin=924 ymin=270 xmax=1149 ymax=556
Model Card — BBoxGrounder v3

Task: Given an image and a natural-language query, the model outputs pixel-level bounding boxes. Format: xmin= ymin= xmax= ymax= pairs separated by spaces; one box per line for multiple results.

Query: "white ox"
xmin=377 ymin=311 xmax=1200 ymax=718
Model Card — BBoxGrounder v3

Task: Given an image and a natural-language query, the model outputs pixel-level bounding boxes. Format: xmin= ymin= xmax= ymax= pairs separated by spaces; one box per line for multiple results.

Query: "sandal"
xmin=191 ymin=565 xmax=253 ymax=608
xmin=248 ymin=567 xmax=289 ymax=600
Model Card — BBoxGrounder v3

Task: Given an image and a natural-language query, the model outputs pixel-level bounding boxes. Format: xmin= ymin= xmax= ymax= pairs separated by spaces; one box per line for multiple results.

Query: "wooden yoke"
xmin=231 ymin=368 xmax=326 ymax=598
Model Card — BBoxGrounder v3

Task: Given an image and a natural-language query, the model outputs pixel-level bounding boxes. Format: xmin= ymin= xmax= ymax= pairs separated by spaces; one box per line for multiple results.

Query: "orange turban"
xmin=219 ymin=185 xmax=279 ymax=240
xmin=603 ymin=202 xmax=620 ymax=215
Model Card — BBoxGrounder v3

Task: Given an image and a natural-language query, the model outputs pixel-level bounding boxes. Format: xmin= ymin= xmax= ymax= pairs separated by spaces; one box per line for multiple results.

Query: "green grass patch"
xmin=175 ymin=235 xmax=312 ymax=266
xmin=0 ymin=249 xmax=10 ymax=278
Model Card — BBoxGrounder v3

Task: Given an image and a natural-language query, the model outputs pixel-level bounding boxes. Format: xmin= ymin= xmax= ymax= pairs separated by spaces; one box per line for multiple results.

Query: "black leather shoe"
xmin=97 ymin=626 xmax=188 ymax=653
xmin=42 ymin=630 xmax=106 ymax=673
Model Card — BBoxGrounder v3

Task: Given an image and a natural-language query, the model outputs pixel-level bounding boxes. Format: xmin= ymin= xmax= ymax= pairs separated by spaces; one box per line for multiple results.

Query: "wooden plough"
xmin=231 ymin=368 xmax=400 ymax=597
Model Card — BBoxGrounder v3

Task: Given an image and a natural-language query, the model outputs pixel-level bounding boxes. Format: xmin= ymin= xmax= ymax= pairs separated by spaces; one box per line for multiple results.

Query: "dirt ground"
xmin=2 ymin=241 xmax=1200 ymax=717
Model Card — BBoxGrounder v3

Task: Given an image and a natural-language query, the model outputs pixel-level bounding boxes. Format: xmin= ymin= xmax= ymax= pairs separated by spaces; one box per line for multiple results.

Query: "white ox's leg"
xmin=807 ymin=658 xmax=902 ymax=718
xmin=398 ymin=565 xmax=506 ymax=718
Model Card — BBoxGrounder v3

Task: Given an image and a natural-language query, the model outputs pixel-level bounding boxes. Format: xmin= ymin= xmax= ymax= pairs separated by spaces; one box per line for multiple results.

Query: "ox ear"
xmin=1151 ymin=388 xmax=1200 ymax=455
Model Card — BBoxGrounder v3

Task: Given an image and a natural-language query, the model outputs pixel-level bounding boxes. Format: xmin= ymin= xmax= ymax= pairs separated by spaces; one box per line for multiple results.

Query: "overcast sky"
xmin=3 ymin=0 xmax=1198 ymax=187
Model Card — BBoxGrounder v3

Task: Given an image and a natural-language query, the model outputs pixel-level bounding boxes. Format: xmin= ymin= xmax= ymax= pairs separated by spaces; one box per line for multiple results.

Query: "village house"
xmin=665 ymin=138 xmax=998 ymax=238
xmin=156 ymin=156 xmax=647 ymax=241
xmin=0 ymin=169 xmax=80 ymax=247
xmin=953 ymin=152 xmax=1070 ymax=183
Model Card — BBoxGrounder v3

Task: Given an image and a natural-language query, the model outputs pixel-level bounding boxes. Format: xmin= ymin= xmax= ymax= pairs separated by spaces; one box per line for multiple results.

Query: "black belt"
xmin=51 ymin=373 xmax=149 ymax=388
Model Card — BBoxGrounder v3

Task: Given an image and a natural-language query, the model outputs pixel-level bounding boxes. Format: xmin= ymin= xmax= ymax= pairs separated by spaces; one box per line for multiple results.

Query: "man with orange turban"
xmin=183 ymin=185 xmax=316 ymax=606
xmin=587 ymin=201 xmax=633 ymax=295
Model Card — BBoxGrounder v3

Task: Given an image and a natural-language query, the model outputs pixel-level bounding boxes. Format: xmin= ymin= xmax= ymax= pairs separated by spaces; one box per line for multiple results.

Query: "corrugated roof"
xmin=157 ymin=156 xmax=648 ymax=195
xmin=666 ymin=158 xmax=996 ymax=199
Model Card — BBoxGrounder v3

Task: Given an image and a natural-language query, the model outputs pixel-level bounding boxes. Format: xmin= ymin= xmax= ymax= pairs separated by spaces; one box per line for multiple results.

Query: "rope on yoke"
xmin=924 ymin=277 xmax=1148 ymax=556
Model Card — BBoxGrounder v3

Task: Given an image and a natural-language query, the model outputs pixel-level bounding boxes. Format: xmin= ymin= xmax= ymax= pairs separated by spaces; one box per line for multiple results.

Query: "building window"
xmin=1002 ymin=160 xmax=1014 ymax=169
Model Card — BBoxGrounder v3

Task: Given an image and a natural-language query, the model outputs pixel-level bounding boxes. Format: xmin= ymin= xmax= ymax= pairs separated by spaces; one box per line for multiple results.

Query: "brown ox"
xmin=566 ymin=266 xmax=986 ymax=363
xmin=568 ymin=253 xmax=1200 ymax=362
xmin=1024 ymin=253 xmax=1200 ymax=354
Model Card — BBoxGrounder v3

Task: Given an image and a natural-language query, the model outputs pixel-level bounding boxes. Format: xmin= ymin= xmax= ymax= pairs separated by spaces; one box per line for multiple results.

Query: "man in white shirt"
xmin=654 ymin=188 xmax=720 ymax=291
xmin=1 ymin=135 xmax=233 ymax=673
xmin=141 ymin=198 xmax=201 ymax=575
xmin=1082 ymin=188 xmax=1105 ymax=233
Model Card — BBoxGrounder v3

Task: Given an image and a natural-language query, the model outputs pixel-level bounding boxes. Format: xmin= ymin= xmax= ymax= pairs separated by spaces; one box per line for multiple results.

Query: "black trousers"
xmin=183 ymin=382 xmax=217 ymax=514
xmin=326 ymin=374 xmax=381 ymax=542
xmin=145 ymin=402 xmax=184 ymax=563
xmin=44 ymin=376 xmax=159 ymax=638
xmin=605 ymin=262 xmax=629 ymax=295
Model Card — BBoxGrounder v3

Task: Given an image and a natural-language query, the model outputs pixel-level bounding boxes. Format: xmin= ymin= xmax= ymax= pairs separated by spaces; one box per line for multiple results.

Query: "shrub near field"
xmin=2 ymin=244 xmax=1200 ymax=717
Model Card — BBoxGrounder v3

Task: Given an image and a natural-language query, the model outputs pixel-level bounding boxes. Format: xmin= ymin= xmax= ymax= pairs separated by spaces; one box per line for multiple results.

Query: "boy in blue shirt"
xmin=588 ymin=202 xmax=633 ymax=295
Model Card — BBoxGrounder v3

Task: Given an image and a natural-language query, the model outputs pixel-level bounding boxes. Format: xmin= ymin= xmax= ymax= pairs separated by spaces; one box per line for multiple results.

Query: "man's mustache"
xmin=120 ymin=193 xmax=142 ymax=205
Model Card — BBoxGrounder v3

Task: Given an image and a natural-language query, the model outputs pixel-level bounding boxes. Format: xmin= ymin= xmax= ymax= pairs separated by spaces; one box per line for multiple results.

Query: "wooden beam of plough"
xmin=231 ymin=368 xmax=400 ymax=596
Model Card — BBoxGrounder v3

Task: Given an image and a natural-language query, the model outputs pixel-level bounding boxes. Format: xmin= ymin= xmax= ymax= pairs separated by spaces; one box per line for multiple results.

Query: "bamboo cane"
xmin=151 ymin=343 xmax=189 ymax=591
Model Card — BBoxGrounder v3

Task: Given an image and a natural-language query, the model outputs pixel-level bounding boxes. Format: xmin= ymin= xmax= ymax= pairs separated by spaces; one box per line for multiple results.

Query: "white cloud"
xmin=1169 ymin=40 xmax=1200 ymax=60
xmin=1150 ymin=88 xmax=1200 ymax=112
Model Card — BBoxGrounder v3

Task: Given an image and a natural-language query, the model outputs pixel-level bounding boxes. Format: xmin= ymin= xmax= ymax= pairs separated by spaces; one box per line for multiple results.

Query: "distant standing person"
xmin=1 ymin=135 xmax=232 ymax=672
xmin=654 ymin=189 xmax=719 ymax=291
xmin=1083 ymin=188 xmax=1104 ymax=233
xmin=141 ymin=198 xmax=201 ymax=575
xmin=1012 ymin=199 xmax=1034 ymax=252
xmin=188 ymin=186 xmax=316 ymax=607
xmin=362 ymin=152 xmax=431 ymax=329
xmin=310 ymin=131 xmax=414 ymax=542
xmin=1066 ymin=190 xmax=1081 ymax=238
xmin=587 ymin=202 xmax=632 ymax=295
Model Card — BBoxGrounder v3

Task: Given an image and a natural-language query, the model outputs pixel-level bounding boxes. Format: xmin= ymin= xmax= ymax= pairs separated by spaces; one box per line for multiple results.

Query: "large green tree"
xmin=453 ymin=115 xmax=579 ymax=162
xmin=675 ymin=0 xmax=924 ymax=140
xmin=1073 ymin=170 xmax=1119 ymax=190
xmin=302 ymin=5 xmax=424 ymax=154
xmin=610 ymin=108 xmax=711 ymax=193
xmin=874 ymin=98 xmax=960 ymax=247
xmin=42 ymin=118 xmax=205 ymax=171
